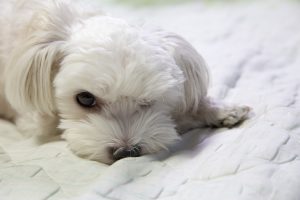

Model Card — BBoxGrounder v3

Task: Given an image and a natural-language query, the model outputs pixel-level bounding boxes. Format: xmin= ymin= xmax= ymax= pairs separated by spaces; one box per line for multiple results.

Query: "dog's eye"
xmin=76 ymin=92 xmax=96 ymax=108
xmin=139 ymin=99 xmax=155 ymax=108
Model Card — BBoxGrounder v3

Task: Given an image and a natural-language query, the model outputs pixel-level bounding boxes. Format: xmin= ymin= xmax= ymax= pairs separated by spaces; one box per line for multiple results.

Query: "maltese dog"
xmin=0 ymin=0 xmax=250 ymax=164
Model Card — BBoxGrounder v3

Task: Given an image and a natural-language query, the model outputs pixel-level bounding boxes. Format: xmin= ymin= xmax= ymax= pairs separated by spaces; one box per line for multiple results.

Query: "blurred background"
xmin=103 ymin=0 xmax=299 ymax=6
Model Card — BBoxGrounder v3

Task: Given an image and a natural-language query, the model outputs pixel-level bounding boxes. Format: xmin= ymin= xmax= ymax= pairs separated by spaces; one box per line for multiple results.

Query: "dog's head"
xmin=5 ymin=3 xmax=206 ymax=164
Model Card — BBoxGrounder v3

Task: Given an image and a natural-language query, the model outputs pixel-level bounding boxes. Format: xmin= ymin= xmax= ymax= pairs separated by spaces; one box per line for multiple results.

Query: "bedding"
xmin=1 ymin=1 xmax=300 ymax=200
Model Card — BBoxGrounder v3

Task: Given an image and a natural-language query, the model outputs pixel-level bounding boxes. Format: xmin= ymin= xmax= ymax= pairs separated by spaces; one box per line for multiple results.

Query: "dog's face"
xmin=54 ymin=17 xmax=184 ymax=164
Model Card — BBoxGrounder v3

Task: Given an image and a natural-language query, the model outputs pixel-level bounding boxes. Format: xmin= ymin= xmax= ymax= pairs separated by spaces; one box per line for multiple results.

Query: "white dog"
xmin=0 ymin=0 xmax=250 ymax=164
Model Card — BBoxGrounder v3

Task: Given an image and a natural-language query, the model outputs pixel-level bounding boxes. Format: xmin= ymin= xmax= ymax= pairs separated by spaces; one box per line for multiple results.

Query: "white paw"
xmin=15 ymin=113 xmax=59 ymax=137
xmin=218 ymin=106 xmax=251 ymax=127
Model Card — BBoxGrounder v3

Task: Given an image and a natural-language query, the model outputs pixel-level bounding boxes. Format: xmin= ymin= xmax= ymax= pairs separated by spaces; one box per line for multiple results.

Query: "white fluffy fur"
xmin=0 ymin=0 xmax=250 ymax=164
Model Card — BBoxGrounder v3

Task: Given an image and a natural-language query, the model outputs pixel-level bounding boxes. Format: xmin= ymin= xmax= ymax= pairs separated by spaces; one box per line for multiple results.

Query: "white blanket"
xmin=1 ymin=1 xmax=300 ymax=200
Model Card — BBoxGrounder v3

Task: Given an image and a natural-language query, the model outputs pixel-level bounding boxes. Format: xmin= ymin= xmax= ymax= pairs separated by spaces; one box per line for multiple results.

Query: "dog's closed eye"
xmin=138 ymin=99 xmax=155 ymax=109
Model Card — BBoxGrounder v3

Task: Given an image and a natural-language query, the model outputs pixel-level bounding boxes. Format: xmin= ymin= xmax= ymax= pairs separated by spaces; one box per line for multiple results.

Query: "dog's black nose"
xmin=112 ymin=145 xmax=141 ymax=160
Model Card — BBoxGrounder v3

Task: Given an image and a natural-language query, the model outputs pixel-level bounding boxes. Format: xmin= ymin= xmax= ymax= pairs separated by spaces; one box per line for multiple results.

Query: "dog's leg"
xmin=175 ymin=98 xmax=251 ymax=133
xmin=15 ymin=113 xmax=60 ymax=137
xmin=0 ymin=94 xmax=16 ymax=121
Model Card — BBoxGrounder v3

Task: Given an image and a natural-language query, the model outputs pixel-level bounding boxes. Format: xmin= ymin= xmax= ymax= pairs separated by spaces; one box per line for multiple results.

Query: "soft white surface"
xmin=1 ymin=1 xmax=300 ymax=200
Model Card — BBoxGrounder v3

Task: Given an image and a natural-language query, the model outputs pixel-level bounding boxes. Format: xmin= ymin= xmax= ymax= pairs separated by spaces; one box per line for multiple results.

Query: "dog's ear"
xmin=4 ymin=3 xmax=75 ymax=116
xmin=150 ymin=30 xmax=210 ymax=112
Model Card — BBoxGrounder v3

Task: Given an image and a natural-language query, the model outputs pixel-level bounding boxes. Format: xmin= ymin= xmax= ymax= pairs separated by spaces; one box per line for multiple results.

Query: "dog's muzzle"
xmin=112 ymin=145 xmax=141 ymax=160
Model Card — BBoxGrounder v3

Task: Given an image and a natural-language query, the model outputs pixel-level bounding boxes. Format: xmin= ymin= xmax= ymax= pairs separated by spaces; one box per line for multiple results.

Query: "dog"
xmin=0 ymin=0 xmax=250 ymax=164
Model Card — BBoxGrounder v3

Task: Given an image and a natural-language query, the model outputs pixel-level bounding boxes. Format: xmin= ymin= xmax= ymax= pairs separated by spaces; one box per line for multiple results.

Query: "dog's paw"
xmin=15 ymin=113 xmax=59 ymax=138
xmin=217 ymin=106 xmax=251 ymax=128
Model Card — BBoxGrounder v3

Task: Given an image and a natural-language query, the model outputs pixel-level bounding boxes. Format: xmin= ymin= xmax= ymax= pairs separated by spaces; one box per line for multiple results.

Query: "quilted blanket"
xmin=1 ymin=1 xmax=300 ymax=200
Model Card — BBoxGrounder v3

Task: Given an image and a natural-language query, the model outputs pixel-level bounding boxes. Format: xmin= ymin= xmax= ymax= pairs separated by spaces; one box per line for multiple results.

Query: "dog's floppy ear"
xmin=4 ymin=3 xmax=74 ymax=116
xmin=150 ymin=30 xmax=209 ymax=112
